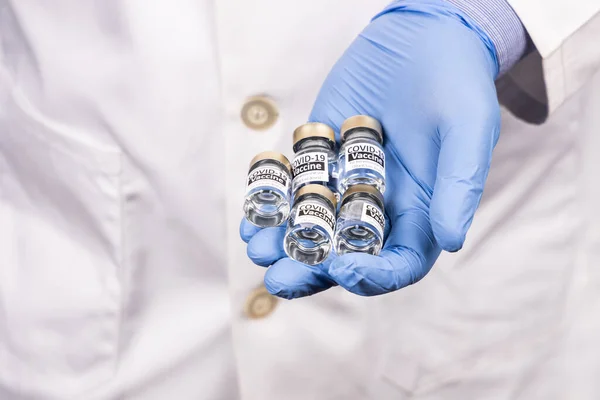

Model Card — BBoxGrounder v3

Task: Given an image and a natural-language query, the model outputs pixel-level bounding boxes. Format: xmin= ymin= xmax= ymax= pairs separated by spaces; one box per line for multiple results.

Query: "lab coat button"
xmin=241 ymin=96 xmax=278 ymax=130
xmin=244 ymin=285 xmax=278 ymax=319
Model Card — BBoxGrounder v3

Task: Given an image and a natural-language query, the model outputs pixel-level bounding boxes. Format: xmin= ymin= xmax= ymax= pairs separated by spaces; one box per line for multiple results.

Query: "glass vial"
xmin=284 ymin=184 xmax=337 ymax=265
xmin=334 ymin=184 xmax=385 ymax=256
xmin=337 ymin=115 xmax=385 ymax=195
xmin=243 ymin=151 xmax=292 ymax=227
xmin=291 ymin=122 xmax=338 ymax=198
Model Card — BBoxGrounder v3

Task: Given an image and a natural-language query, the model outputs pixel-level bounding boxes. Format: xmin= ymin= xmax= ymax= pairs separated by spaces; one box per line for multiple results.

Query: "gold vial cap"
xmin=249 ymin=151 xmax=292 ymax=174
xmin=292 ymin=122 xmax=335 ymax=152
xmin=341 ymin=184 xmax=384 ymax=209
xmin=294 ymin=184 xmax=337 ymax=209
xmin=340 ymin=115 xmax=383 ymax=143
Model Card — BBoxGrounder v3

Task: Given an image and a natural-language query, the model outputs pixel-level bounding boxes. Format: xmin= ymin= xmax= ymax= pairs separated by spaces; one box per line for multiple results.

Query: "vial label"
xmin=292 ymin=152 xmax=329 ymax=191
xmin=361 ymin=203 xmax=384 ymax=237
xmin=246 ymin=165 xmax=290 ymax=194
xmin=345 ymin=142 xmax=385 ymax=177
xmin=295 ymin=201 xmax=335 ymax=238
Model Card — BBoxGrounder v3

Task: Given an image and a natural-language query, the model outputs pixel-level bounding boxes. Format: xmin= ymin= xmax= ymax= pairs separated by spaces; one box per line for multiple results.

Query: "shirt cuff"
xmin=445 ymin=0 xmax=530 ymax=75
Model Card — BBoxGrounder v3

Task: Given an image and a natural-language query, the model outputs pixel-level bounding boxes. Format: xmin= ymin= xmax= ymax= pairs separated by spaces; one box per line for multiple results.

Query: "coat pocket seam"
xmin=10 ymin=87 xmax=122 ymax=176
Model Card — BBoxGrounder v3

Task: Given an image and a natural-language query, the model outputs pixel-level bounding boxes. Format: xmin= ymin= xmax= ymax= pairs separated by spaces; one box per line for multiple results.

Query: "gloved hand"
xmin=240 ymin=0 xmax=500 ymax=298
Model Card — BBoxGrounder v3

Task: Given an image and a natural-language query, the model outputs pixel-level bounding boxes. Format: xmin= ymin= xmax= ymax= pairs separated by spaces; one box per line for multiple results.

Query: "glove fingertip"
xmin=246 ymin=227 xmax=287 ymax=267
xmin=431 ymin=221 xmax=466 ymax=252
xmin=327 ymin=253 xmax=385 ymax=296
xmin=263 ymin=273 xmax=287 ymax=298
xmin=430 ymin=178 xmax=481 ymax=252
xmin=430 ymin=205 xmax=468 ymax=252
xmin=246 ymin=245 xmax=276 ymax=267
xmin=264 ymin=259 xmax=334 ymax=299
xmin=240 ymin=218 xmax=262 ymax=243
xmin=329 ymin=253 xmax=365 ymax=272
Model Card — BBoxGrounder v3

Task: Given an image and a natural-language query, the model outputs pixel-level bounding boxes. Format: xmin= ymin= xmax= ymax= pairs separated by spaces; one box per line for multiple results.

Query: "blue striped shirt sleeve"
xmin=445 ymin=0 xmax=530 ymax=75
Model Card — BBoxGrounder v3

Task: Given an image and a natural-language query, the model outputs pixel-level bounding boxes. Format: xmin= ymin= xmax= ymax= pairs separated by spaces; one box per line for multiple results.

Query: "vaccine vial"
xmin=291 ymin=122 xmax=338 ymax=197
xmin=334 ymin=184 xmax=385 ymax=256
xmin=244 ymin=151 xmax=292 ymax=227
xmin=284 ymin=184 xmax=337 ymax=265
xmin=337 ymin=115 xmax=385 ymax=195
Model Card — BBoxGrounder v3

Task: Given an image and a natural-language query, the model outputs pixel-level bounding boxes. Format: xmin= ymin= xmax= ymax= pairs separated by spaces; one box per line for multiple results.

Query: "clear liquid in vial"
xmin=244 ymin=159 xmax=291 ymax=227
xmin=334 ymin=199 xmax=383 ymax=256
xmin=292 ymin=142 xmax=339 ymax=199
xmin=338 ymin=133 xmax=385 ymax=195
xmin=244 ymin=188 xmax=290 ymax=227
xmin=284 ymin=195 xmax=335 ymax=265
xmin=284 ymin=223 xmax=332 ymax=265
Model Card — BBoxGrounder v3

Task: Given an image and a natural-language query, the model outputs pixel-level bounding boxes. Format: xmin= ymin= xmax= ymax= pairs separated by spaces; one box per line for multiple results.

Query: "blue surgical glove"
xmin=241 ymin=0 xmax=500 ymax=298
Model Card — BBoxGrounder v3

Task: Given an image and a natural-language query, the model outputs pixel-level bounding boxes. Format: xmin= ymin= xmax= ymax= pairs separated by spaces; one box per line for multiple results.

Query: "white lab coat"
xmin=0 ymin=1 xmax=599 ymax=399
